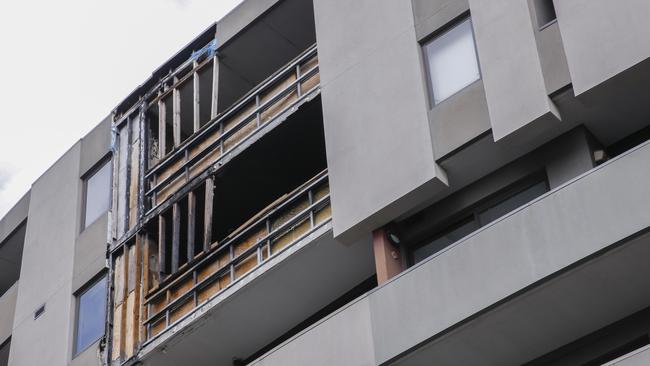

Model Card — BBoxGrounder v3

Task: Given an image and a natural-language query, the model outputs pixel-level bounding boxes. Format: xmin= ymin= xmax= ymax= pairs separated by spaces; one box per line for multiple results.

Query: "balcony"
xmin=125 ymin=169 xmax=375 ymax=365
xmin=145 ymin=45 xmax=320 ymax=210
xmin=144 ymin=169 xmax=331 ymax=340
xmin=0 ymin=282 xmax=17 ymax=365
xmin=244 ymin=140 xmax=650 ymax=366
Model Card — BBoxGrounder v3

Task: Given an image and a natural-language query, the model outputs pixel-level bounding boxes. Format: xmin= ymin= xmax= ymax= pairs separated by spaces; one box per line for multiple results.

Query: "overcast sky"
xmin=0 ymin=0 xmax=243 ymax=217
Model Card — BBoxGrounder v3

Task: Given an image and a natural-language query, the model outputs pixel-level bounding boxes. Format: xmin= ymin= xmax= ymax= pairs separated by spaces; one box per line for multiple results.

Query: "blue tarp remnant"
xmin=191 ymin=39 xmax=218 ymax=61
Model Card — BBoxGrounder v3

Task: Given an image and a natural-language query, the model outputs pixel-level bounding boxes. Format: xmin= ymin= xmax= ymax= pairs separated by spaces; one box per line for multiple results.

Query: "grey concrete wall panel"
xmin=555 ymin=0 xmax=650 ymax=96
xmin=216 ymin=0 xmax=280 ymax=47
xmin=370 ymin=139 xmax=650 ymax=364
xmin=544 ymin=128 xmax=594 ymax=189
xmin=9 ymin=143 xmax=82 ymax=366
xmin=428 ymin=80 xmax=491 ymax=158
xmin=314 ymin=0 xmax=448 ymax=242
xmin=533 ymin=22 xmax=571 ymax=95
xmin=79 ymin=116 xmax=112 ymax=177
xmin=0 ymin=282 xmax=17 ymax=345
xmin=411 ymin=0 xmax=469 ymax=41
xmin=469 ymin=0 xmax=561 ymax=142
xmin=252 ymin=298 xmax=376 ymax=366
xmin=396 ymin=231 xmax=650 ymax=365
xmin=603 ymin=345 xmax=650 ymax=366
xmin=72 ymin=214 xmax=108 ymax=292
xmin=0 ymin=193 xmax=29 ymax=245
xmin=69 ymin=339 xmax=103 ymax=366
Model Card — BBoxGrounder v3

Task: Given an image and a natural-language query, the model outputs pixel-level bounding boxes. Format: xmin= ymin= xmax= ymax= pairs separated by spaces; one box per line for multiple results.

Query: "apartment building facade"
xmin=2 ymin=0 xmax=650 ymax=365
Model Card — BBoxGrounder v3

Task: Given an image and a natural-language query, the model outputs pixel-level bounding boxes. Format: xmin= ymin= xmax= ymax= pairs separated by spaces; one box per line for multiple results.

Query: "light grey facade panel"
xmin=411 ymin=0 xmax=469 ymax=42
xmin=2 ymin=1 xmax=650 ymax=364
xmin=533 ymin=21 xmax=571 ymax=95
xmin=469 ymin=0 xmax=561 ymax=142
xmin=79 ymin=116 xmax=112 ymax=177
xmin=555 ymin=0 xmax=650 ymax=95
xmin=215 ymin=0 xmax=279 ymax=47
xmin=372 ymin=139 xmax=650 ymax=364
xmin=249 ymin=138 xmax=650 ymax=366
xmin=252 ymin=298 xmax=376 ymax=366
xmin=314 ymin=0 xmax=447 ymax=242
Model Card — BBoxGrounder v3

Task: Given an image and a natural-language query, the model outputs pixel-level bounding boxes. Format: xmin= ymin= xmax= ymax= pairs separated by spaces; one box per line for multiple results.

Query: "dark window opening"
xmin=179 ymin=79 xmax=194 ymax=143
xmin=163 ymin=95 xmax=174 ymax=155
xmin=146 ymin=104 xmax=160 ymax=166
xmin=606 ymin=124 xmax=650 ymax=159
xmin=534 ymin=0 xmax=557 ymax=29
xmin=209 ymin=97 xmax=326 ymax=244
xmin=161 ymin=209 xmax=173 ymax=274
xmin=0 ymin=339 xmax=10 ymax=366
xmin=198 ymin=61 xmax=214 ymax=128
xmin=178 ymin=197 xmax=189 ymax=267
xmin=402 ymin=173 xmax=549 ymax=266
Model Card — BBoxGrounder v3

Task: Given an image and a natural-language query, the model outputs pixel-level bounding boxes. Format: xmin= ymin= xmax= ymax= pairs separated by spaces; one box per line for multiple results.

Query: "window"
xmin=407 ymin=176 xmax=548 ymax=265
xmin=423 ymin=18 xmax=480 ymax=106
xmin=74 ymin=276 xmax=107 ymax=356
xmin=534 ymin=0 xmax=557 ymax=29
xmin=83 ymin=160 xmax=111 ymax=229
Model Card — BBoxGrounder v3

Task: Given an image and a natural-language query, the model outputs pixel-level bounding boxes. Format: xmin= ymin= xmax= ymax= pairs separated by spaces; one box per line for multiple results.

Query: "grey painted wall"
xmin=469 ymin=0 xmax=561 ymax=142
xmin=8 ymin=118 xmax=111 ymax=366
xmin=555 ymin=0 xmax=650 ymax=96
xmin=314 ymin=0 xmax=447 ymax=243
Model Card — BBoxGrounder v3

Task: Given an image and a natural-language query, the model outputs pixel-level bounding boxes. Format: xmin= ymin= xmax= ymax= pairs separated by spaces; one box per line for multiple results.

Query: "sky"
xmin=0 ymin=0 xmax=243 ymax=217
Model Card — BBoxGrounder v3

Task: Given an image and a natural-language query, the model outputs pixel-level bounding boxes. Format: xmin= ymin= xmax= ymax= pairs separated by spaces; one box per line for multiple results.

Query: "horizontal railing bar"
xmin=144 ymin=170 xmax=328 ymax=302
xmin=146 ymin=45 xmax=317 ymax=178
xmin=142 ymin=216 xmax=333 ymax=347
xmin=142 ymin=196 xmax=331 ymax=324
xmin=145 ymin=67 xmax=319 ymax=195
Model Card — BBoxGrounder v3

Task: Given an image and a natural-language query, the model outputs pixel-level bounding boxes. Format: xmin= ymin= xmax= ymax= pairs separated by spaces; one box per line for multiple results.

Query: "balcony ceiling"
xmin=217 ymin=0 xmax=317 ymax=112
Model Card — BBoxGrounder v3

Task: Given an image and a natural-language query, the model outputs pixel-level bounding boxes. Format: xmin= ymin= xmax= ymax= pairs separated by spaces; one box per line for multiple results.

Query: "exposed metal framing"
xmin=142 ymin=170 xmax=330 ymax=343
xmin=144 ymin=45 xmax=318 ymax=193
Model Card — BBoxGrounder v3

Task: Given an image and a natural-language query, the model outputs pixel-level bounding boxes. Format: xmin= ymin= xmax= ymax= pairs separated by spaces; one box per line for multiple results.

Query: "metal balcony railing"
xmin=146 ymin=45 xmax=320 ymax=209
xmin=142 ymin=170 xmax=331 ymax=343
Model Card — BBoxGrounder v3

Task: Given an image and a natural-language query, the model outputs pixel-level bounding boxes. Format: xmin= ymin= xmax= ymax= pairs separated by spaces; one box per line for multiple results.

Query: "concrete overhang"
xmin=250 ymin=139 xmax=650 ymax=366
xmin=139 ymin=222 xmax=374 ymax=366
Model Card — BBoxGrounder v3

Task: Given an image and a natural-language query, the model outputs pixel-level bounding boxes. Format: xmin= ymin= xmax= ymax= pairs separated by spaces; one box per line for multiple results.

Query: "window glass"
xmin=534 ymin=0 xmax=557 ymax=28
xmin=411 ymin=217 xmax=479 ymax=264
xmin=75 ymin=276 xmax=107 ymax=355
xmin=423 ymin=18 xmax=480 ymax=105
xmin=477 ymin=181 xmax=548 ymax=225
xmin=84 ymin=161 xmax=111 ymax=229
